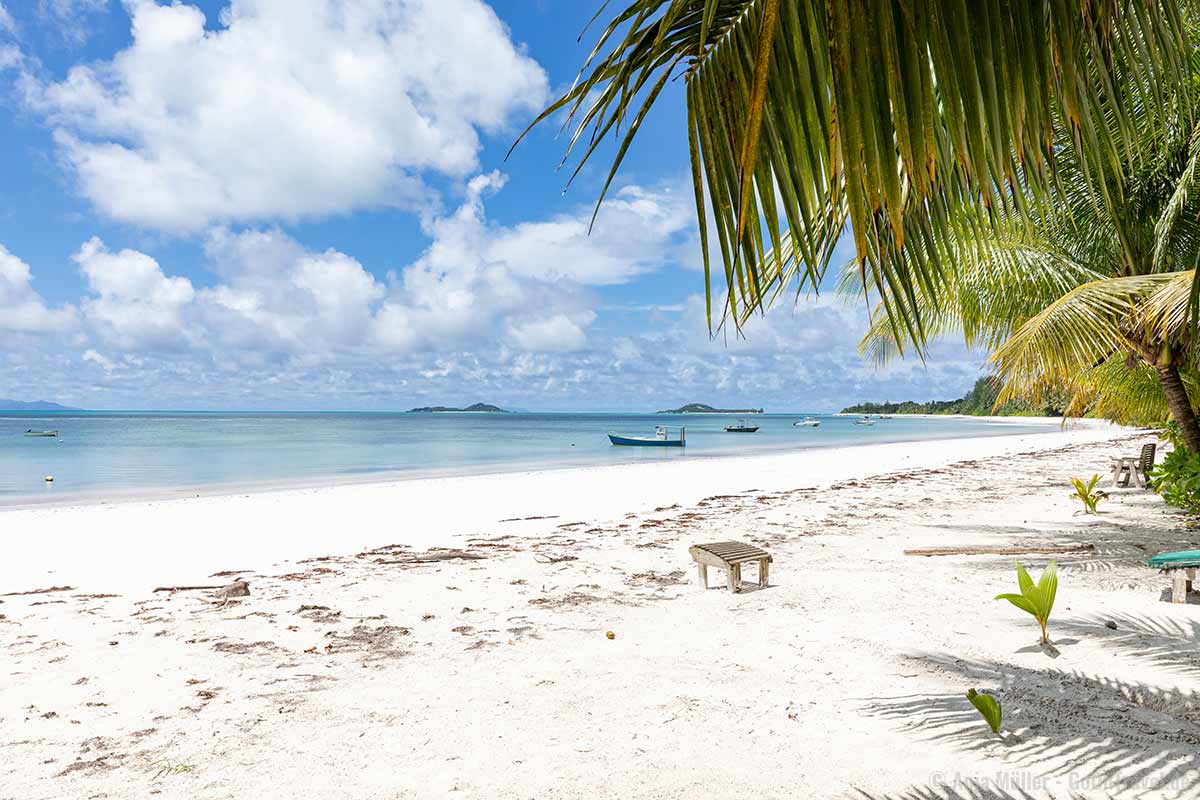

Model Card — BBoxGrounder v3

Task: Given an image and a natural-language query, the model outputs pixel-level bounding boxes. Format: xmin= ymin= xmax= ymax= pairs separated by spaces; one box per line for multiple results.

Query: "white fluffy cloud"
xmin=76 ymin=236 xmax=196 ymax=350
xmin=33 ymin=0 xmax=548 ymax=230
xmin=0 ymin=171 xmax=984 ymax=409
xmin=371 ymin=171 xmax=619 ymax=354
xmin=486 ymin=184 xmax=696 ymax=285
xmin=0 ymin=245 xmax=77 ymax=333
xmin=199 ymin=227 xmax=387 ymax=360
xmin=15 ymin=174 xmax=688 ymax=375
xmin=632 ymin=293 xmax=988 ymax=410
xmin=0 ymin=4 xmax=14 ymax=34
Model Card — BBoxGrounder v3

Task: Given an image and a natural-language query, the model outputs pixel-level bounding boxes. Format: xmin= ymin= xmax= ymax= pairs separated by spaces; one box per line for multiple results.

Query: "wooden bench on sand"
xmin=1111 ymin=442 xmax=1157 ymax=488
xmin=689 ymin=541 xmax=771 ymax=592
xmin=1148 ymin=549 xmax=1200 ymax=604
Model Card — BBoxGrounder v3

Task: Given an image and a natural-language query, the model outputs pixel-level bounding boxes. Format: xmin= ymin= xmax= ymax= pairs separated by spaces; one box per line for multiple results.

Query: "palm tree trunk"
xmin=1156 ymin=363 xmax=1200 ymax=452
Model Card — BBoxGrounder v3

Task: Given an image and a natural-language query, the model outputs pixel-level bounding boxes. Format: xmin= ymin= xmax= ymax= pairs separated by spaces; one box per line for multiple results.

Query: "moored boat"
xmin=724 ymin=419 xmax=759 ymax=433
xmin=853 ymin=416 xmax=875 ymax=427
xmin=608 ymin=426 xmax=685 ymax=447
xmin=24 ymin=429 xmax=58 ymax=437
xmin=794 ymin=417 xmax=820 ymax=427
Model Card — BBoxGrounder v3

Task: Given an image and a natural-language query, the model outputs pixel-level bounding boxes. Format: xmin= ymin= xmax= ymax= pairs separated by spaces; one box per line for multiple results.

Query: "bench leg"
xmin=727 ymin=564 xmax=740 ymax=592
xmin=697 ymin=563 xmax=708 ymax=589
xmin=759 ymin=559 xmax=769 ymax=587
xmin=1172 ymin=571 xmax=1189 ymax=604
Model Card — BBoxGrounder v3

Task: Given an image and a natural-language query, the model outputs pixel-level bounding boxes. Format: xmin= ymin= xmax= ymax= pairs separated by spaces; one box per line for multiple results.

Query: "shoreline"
xmin=0 ymin=422 xmax=1137 ymax=596
xmin=0 ymin=415 xmax=1118 ymax=512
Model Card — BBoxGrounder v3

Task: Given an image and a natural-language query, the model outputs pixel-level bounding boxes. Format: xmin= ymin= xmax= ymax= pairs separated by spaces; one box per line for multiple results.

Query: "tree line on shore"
xmin=841 ymin=379 xmax=1063 ymax=418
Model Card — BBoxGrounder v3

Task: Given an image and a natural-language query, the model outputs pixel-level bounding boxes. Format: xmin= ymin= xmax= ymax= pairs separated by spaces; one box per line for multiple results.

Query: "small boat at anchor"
xmin=853 ymin=416 xmax=875 ymax=427
xmin=794 ymin=418 xmax=820 ymax=427
xmin=24 ymin=429 xmax=59 ymax=437
xmin=724 ymin=419 xmax=759 ymax=433
xmin=608 ymin=426 xmax=686 ymax=447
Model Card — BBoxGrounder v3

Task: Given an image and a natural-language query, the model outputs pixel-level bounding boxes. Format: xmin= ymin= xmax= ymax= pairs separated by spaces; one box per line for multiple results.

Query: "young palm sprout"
xmin=996 ymin=561 xmax=1058 ymax=646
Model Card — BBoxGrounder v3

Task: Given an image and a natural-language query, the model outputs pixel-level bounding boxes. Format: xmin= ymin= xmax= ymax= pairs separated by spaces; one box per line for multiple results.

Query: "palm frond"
xmin=1064 ymin=359 xmax=1180 ymax=424
xmin=843 ymin=218 xmax=1107 ymax=366
xmin=1139 ymin=269 xmax=1198 ymax=340
xmin=521 ymin=0 xmax=1190 ymax=335
xmin=990 ymin=273 xmax=1185 ymax=403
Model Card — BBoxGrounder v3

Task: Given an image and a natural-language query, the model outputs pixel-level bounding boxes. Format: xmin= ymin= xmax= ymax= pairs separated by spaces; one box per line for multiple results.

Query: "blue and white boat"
xmin=608 ymin=426 xmax=685 ymax=447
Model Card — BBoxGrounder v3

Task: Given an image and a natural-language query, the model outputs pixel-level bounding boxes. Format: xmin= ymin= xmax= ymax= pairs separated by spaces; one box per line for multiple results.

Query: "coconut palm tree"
xmin=846 ymin=45 xmax=1200 ymax=449
xmin=516 ymin=1 xmax=1191 ymax=339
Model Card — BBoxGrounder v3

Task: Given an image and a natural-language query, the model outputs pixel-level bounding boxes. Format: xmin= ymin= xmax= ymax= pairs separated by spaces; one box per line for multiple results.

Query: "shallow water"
xmin=0 ymin=411 xmax=1055 ymax=504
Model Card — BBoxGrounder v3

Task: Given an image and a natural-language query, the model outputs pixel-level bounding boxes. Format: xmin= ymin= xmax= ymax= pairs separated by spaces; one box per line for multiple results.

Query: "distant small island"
xmin=0 ymin=398 xmax=82 ymax=412
xmin=407 ymin=403 xmax=509 ymax=413
xmin=656 ymin=403 xmax=764 ymax=414
xmin=841 ymin=378 xmax=1061 ymax=417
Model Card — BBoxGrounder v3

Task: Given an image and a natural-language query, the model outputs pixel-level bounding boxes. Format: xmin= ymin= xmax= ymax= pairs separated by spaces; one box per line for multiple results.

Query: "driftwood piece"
xmin=0 ymin=585 xmax=74 ymax=597
xmin=153 ymin=584 xmax=226 ymax=593
xmin=375 ymin=550 xmax=486 ymax=565
xmin=153 ymin=580 xmax=250 ymax=596
xmin=904 ymin=543 xmax=1095 ymax=557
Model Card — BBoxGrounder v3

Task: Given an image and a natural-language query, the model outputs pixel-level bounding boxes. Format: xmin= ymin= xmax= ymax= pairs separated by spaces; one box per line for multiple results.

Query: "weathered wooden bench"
xmin=1148 ymin=550 xmax=1200 ymax=604
xmin=1111 ymin=442 xmax=1156 ymax=488
xmin=689 ymin=541 xmax=771 ymax=592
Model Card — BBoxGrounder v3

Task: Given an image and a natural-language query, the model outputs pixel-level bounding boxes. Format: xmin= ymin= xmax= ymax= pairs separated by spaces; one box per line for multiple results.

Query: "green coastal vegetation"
xmin=406 ymin=403 xmax=508 ymax=413
xmin=841 ymin=378 xmax=1061 ymax=417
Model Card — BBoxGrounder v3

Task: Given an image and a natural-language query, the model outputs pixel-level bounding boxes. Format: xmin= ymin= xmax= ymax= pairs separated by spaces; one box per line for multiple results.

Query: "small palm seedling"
xmin=966 ymin=689 xmax=1002 ymax=734
xmin=996 ymin=560 xmax=1058 ymax=645
xmin=1069 ymin=474 xmax=1104 ymax=514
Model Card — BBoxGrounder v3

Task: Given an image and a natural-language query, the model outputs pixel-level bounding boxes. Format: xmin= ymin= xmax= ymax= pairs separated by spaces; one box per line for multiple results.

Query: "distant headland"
xmin=406 ymin=403 xmax=509 ymax=413
xmin=656 ymin=403 xmax=764 ymax=414
xmin=0 ymin=398 xmax=82 ymax=412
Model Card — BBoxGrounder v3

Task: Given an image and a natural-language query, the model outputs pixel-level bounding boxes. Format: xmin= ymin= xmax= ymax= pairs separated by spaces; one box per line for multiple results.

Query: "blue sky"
xmin=0 ymin=0 xmax=985 ymax=411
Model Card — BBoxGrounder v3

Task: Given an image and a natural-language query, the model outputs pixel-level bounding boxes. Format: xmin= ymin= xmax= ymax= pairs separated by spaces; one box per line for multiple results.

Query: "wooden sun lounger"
xmin=1148 ymin=550 xmax=1200 ymax=604
xmin=689 ymin=541 xmax=771 ymax=592
xmin=1111 ymin=442 xmax=1156 ymax=488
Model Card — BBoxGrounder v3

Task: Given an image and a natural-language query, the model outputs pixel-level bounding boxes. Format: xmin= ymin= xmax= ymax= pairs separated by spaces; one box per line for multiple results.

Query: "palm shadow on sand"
xmin=862 ymin=653 xmax=1200 ymax=798
xmin=845 ymin=782 xmax=1040 ymax=800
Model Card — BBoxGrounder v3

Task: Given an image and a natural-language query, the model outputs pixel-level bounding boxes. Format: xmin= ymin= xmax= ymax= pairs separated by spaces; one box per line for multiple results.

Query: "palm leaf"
xmin=966 ymin=689 xmax=1003 ymax=735
xmin=988 ymin=274 xmax=1186 ymax=404
xmin=994 ymin=592 xmax=1037 ymax=616
xmin=840 ymin=215 xmax=1107 ymax=365
xmin=521 ymin=0 xmax=1190 ymax=335
xmin=1036 ymin=560 xmax=1058 ymax=620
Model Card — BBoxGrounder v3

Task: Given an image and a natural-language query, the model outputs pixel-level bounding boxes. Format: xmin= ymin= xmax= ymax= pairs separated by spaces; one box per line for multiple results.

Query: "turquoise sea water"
xmin=0 ymin=411 xmax=1055 ymax=505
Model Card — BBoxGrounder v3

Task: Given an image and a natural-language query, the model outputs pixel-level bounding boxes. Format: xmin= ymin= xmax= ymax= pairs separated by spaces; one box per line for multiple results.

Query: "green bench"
xmin=1148 ymin=550 xmax=1200 ymax=604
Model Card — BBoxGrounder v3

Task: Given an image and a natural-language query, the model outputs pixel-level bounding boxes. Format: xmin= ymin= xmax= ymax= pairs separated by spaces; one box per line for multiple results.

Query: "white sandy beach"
xmin=2 ymin=421 xmax=1199 ymax=799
